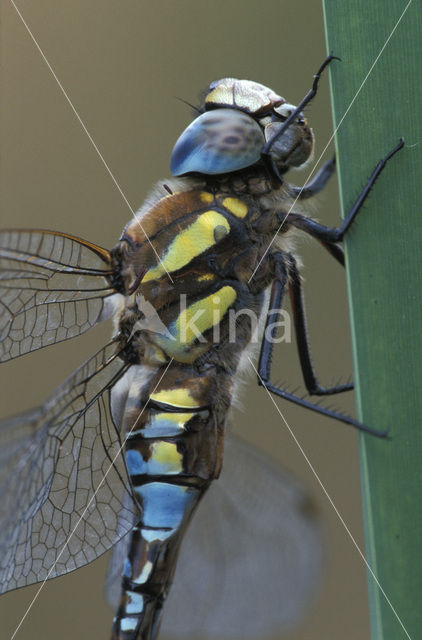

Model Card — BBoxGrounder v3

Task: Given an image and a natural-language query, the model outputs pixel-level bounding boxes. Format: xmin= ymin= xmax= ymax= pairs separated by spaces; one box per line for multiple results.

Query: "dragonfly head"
xmin=170 ymin=78 xmax=314 ymax=177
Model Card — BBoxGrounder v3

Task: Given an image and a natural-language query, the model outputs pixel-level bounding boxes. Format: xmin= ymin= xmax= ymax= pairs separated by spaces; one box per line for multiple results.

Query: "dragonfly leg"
xmin=289 ymin=156 xmax=336 ymax=200
xmin=257 ymin=254 xmax=387 ymax=436
xmin=287 ymin=138 xmax=404 ymax=247
xmin=286 ymin=213 xmax=345 ymax=266
xmin=286 ymin=254 xmax=353 ymax=395
xmin=261 ymin=55 xmax=338 ymax=180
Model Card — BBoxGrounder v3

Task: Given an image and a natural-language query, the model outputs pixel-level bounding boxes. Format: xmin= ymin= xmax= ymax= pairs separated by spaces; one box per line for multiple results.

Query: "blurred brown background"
xmin=1 ymin=1 xmax=370 ymax=638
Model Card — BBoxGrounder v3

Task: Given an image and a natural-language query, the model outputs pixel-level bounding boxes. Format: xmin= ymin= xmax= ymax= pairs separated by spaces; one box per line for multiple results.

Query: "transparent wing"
xmin=0 ymin=341 xmax=138 ymax=594
xmin=104 ymin=494 xmax=134 ymax=607
xmin=0 ymin=229 xmax=116 ymax=361
xmin=105 ymin=433 xmax=322 ymax=638
xmin=160 ymin=432 xmax=322 ymax=639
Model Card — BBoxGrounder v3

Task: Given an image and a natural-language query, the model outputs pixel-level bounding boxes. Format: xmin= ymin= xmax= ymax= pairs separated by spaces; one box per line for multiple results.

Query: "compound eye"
xmin=170 ymin=108 xmax=264 ymax=176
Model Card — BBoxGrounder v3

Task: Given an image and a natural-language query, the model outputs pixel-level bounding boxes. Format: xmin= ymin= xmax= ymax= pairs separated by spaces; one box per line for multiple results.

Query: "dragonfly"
xmin=0 ymin=56 xmax=403 ymax=640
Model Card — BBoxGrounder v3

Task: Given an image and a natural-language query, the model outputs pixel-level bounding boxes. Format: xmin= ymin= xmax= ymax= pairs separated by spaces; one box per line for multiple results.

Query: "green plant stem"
xmin=323 ymin=1 xmax=422 ymax=638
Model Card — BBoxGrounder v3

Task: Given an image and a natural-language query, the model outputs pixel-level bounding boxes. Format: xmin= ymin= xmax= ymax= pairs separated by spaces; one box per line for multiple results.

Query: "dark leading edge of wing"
xmin=0 ymin=341 xmax=138 ymax=594
xmin=0 ymin=230 xmax=116 ymax=361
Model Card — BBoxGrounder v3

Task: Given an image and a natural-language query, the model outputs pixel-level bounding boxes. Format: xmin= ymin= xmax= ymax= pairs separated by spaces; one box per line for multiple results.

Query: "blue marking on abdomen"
xmin=126 ymin=449 xmax=145 ymax=475
xmin=135 ymin=482 xmax=198 ymax=529
xmin=126 ymin=592 xmax=144 ymax=615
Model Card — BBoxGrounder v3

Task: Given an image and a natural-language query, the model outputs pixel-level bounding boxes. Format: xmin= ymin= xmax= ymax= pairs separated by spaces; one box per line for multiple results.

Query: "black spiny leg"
xmin=261 ymin=55 xmax=339 ymax=180
xmin=289 ymin=156 xmax=336 ymax=200
xmin=287 ymin=213 xmax=345 ymax=266
xmin=257 ymin=255 xmax=387 ymax=436
xmin=288 ymin=138 xmax=404 ymax=247
xmin=286 ymin=253 xmax=353 ymax=395
xmin=284 ymin=139 xmax=404 ymax=265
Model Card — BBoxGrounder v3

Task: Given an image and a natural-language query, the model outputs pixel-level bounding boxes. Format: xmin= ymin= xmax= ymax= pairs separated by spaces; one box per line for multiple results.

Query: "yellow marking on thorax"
xmin=150 ymin=387 xmax=203 ymax=408
xmin=151 ymin=285 xmax=237 ymax=362
xmin=200 ymin=191 xmax=214 ymax=203
xmin=143 ymin=210 xmax=230 ymax=282
xmin=175 ymin=285 xmax=237 ymax=343
xmin=222 ymin=197 xmax=248 ymax=218
xmin=150 ymin=441 xmax=183 ymax=472
xmin=197 ymin=273 xmax=215 ymax=282
xmin=149 ymin=344 xmax=168 ymax=363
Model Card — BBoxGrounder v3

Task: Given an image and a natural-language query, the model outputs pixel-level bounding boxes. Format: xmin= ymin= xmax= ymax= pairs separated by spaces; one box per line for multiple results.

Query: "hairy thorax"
xmin=110 ymin=168 xmax=298 ymax=373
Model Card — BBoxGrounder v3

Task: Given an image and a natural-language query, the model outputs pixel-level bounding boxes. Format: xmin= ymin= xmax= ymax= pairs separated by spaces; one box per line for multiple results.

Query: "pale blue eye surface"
xmin=170 ymin=108 xmax=264 ymax=176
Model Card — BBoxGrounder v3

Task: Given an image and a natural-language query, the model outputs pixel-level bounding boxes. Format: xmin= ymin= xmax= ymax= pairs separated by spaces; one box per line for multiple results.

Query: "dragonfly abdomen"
xmin=111 ymin=362 xmax=229 ymax=640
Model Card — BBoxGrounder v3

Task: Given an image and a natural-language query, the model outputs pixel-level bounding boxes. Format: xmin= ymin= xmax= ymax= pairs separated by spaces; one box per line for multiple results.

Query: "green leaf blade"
xmin=323 ymin=1 xmax=422 ymax=638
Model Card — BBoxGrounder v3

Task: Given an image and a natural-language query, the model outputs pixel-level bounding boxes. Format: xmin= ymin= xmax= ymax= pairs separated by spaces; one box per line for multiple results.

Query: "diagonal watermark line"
xmin=9 ymin=0 xmax=174 ymax=284
xmin=9 ymin=357 xmax=174 ymax=640
xmin=248 ymin=0 xmax=412 ymax=284
xmin=249 ymin=358 xmax=412 ymax=640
